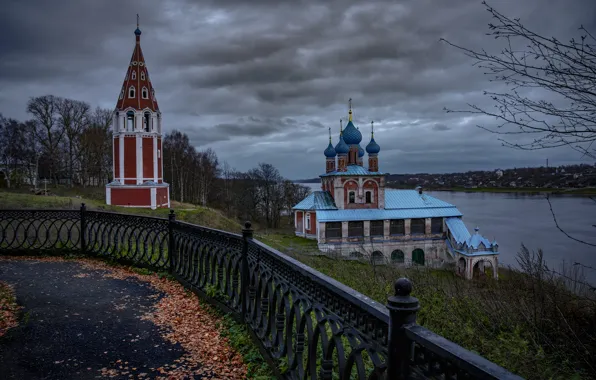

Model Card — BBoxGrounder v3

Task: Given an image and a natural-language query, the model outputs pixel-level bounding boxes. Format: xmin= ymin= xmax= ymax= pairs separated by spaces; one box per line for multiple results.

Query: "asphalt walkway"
xmin=0 ymin=259 xmax=207 ymax=379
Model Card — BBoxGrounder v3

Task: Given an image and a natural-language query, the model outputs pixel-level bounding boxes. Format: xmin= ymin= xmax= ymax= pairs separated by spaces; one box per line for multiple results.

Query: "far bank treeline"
xmin=0 ymin=95 xmax=311 ymax=228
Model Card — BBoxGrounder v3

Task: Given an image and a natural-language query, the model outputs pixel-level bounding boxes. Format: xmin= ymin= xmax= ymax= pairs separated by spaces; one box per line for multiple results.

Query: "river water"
xmin=300 ymin=183 xmax=596 ymax=283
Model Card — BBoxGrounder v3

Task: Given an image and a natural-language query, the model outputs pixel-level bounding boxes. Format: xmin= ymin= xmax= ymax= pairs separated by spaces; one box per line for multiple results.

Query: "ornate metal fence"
xmin=0 ymin=205 xmax=522 ymax=380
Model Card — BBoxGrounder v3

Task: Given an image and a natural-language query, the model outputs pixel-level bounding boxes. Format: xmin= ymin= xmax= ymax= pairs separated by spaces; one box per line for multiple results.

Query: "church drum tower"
xmin=105 ymin=18 xmax=170 ymax=209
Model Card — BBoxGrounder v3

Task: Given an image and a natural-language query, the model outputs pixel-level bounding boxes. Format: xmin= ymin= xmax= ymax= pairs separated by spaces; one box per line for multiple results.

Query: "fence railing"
xmin=0 ymin=205 xmax=522 ymax=380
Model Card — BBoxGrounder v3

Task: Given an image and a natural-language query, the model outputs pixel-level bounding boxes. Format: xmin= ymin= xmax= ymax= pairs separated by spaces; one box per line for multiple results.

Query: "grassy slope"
xmin=0 ymin=191 xmax=242 ymax=233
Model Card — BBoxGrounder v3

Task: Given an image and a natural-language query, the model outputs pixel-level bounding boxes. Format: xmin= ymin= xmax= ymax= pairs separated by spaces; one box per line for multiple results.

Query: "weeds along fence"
xmin=0 ymin=205 xmax=522 ymax=380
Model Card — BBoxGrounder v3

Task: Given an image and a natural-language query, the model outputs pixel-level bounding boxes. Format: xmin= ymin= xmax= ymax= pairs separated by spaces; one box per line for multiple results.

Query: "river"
xmin=299 ymin=183 xmax=596 ymax=283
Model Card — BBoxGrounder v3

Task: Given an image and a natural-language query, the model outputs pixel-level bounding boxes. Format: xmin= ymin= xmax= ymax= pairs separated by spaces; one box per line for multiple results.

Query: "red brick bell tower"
xmin=105 ymin=16 xmax=170 ymax=209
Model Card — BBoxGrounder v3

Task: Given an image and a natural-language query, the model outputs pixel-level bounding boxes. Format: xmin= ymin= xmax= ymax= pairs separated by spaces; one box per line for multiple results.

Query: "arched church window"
xmin=126 ymin=110 xmax=135 ymax=131
xmin=349 ymin=191 xmax=355 ymax=203
xmin=144 ymin=112 xmax=151 ymax=132
xmin=132 ymin=71 xmax=136 ymax=80
xmin=365 ymin=191 xmax=372 ymax=203
xmin=128 ymin=86 xmax=135 ymax=98
xmin=142 ymin=87 xmax=148 ymax=99
xmin=141 ymin=72 xmax=145 ymax=81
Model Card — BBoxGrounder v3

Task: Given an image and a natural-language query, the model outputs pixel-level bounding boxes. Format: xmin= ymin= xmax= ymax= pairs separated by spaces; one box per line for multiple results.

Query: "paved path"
xmin=0 ymin=259 xmax=207 ymax=379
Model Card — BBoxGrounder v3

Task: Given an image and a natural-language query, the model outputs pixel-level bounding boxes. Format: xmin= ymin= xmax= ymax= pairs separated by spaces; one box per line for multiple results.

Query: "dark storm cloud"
xmin=1 ymin=0 xmax=595 ymax=179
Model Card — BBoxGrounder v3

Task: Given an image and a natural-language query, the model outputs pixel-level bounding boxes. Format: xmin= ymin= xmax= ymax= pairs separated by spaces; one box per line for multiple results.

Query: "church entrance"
xmin=412 ymin=248 xmax=425 ymax=266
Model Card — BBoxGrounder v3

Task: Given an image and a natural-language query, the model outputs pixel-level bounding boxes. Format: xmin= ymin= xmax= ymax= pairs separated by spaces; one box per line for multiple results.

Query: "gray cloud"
xmin=1 ymin=0 xmax=595 ymax=180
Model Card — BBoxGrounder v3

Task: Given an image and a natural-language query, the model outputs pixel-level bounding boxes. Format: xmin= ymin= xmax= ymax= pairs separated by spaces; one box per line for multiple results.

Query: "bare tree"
xmin=443 ymin=1 xmax=596 ymax=159
xmin=197 ymin=148 xmax=219 ymax=206
xmin=57 ymin=98 xmax=91 ymax=187
xmin=80 ymin=107 xmax=112 ymax=186
xmin=27 ymin=95 xmax=64 ymax=185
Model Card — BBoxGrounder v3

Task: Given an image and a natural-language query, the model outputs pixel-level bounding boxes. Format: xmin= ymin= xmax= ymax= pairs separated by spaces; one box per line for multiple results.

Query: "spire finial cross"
xmin=328 ymin=127 xmax=332 ymax=143
xmin=339 ymin=119 xmax=343 ymax=135
xmin=371 ymin=120 xmax=374 ymax=138
xmin=348 ymin=98 xmax=353 ymax=121
xmin=137 ymin=14 xmax=140 ymax=28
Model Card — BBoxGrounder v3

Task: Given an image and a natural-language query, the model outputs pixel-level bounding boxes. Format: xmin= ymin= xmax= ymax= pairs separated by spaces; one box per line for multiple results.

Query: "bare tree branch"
xmin=443 ymin=1 xmax=596 ymax=159
xmin=546 ymin=195 xmax=596 ymax=247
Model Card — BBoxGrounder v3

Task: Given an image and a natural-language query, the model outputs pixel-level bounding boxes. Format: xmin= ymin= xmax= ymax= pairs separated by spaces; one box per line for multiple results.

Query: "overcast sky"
xmin=1 ymin=0 xmax=595 ymax=180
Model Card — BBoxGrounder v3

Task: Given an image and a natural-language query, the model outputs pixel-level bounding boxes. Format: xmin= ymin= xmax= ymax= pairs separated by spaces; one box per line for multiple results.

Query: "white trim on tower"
xmin=136 ymin=134 xmax=142 ymax=184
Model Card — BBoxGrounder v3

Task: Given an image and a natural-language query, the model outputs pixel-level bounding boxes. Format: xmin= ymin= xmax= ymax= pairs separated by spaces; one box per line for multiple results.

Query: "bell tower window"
xmin=349 ymin=191 xmax=355 ymax=204
xmin=142 ymin=87 xmax=148 ymax=99
xmin=141 ymin=72 xmax=145 ymax=81
xmin=128 ymin=86 xmax=135 ymax=98
xmin=131 ymin=71 xmax=136 ymax=80
xmin=144 ymin=112 xmax=151 ymax=132
xmin=126 ymin=111 xmax=135 ymax=131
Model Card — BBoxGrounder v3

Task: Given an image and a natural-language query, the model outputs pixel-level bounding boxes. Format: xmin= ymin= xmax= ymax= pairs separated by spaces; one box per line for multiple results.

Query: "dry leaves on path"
xmin=0 ymin=256 xmax=249 ymax=379
xmin=0 ymin=280 xmax=21 ymax=338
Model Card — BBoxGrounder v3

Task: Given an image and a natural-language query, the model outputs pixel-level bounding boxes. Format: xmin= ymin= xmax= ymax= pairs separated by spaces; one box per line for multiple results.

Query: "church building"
xmin=293 ymin=100 xmax=500 ymax=279
xmin=105 ymin=19 xmax=170 ymax=209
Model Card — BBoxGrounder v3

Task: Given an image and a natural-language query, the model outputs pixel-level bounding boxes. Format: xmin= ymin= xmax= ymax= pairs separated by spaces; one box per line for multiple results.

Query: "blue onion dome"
xmin=366 ymin=137 xmax=380 ymax=154
xmin=335 ymin=134 xmax=349 ymax=154
xmin=324 ymin=141 xmax=337 ymax=157
xmin=358 ymin=144 xmax=365 ymax=157
xmin=342 ymin=121 xmax=362 ymax=145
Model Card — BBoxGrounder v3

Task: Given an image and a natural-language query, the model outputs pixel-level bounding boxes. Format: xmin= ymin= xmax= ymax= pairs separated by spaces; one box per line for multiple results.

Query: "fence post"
xmin=241 ymin=221 xmax=253 ymax=322
xmin=168 ymin=209 xmax=176 ymax=274
xmin=386 ymin=278 xmax=420 ymax=379
xmin=80 ymin=203 xmax=87 ymax=255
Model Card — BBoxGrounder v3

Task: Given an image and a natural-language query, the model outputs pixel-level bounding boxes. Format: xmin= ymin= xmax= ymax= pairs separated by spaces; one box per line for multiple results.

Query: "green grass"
xmin=283 ymin=252 xmax=594 ymax=380
xmin=256 ymin=232 xmax=319 ymax=252
xmin=215 ymin=314 xmax=276 ymax=379
xmin=0 ymin=191 xmax=242 ymax=233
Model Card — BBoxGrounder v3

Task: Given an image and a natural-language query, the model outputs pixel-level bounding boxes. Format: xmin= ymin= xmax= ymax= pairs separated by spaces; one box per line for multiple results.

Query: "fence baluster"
xmin=80 ymin=203 xmax=87 ymax=255
xmin=386 ymin=278 xmax=420 ymax=379
xmin=168 ymin=209 xmax=176 ymax=273
xmin=242 ymin=221 xmax=253 ymax=322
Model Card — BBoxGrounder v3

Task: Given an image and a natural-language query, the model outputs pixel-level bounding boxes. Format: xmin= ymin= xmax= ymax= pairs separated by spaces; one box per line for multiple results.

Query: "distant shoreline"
xmin=298 ymin=182 xmax=596 ymax=196
xmin=393 ymin=186 xmax=596 ymax=195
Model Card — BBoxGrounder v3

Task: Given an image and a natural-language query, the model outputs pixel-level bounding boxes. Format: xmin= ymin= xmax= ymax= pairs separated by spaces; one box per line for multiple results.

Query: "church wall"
xmin=319 ymin=238 xmax=449 ymax=267
xmin=123 ymin=136 xmax=137 ymax=184
xmin=110 ymin=187 xmax=151 ymax=207
xmin=142 ymin=137 xmax=153 ymax=180
xmin=343 ymin=180 xmax=359 ymax=208
xmin=156 ymin=187 xmax=169 ymax=207
xmin=296 ymin=211 xmax=304 ymax=233
xmin=305 ymin=212 xmax=317 ymax=235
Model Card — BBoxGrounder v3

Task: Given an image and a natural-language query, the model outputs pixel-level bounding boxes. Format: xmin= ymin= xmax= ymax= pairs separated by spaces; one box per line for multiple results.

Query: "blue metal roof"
xmin=316 ymin=207 xmax=462 ymax=222
xmin=320 ymin=165 xmax=384 ymax=177
xmin=466 ymin=229 xmax=493 ymax=250
xmin=446 ymin=239 xmax=499 ymax=257
xmin=366 ymin=137 xmax=380 ymax=154
xmin=445 ymin=217 xmax=471 ymax=244
xmin=324 ymin=141 xmax=336 ymax=158
xmin=293 ymin=191 xmax=337 ymax=210
xmin=342 ymin=120 xmax=362 ymax=145
xmin=385 ymin=190 xmax=456 ymax=209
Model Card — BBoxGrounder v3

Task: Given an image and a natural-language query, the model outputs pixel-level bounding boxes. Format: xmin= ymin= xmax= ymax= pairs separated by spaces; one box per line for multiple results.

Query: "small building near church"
xmin=292 ymin=100 xmax=499 ymax=279
xmin=105 ymin=19 xmax=170 ymax=210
